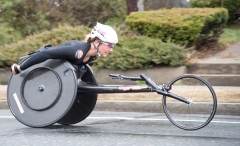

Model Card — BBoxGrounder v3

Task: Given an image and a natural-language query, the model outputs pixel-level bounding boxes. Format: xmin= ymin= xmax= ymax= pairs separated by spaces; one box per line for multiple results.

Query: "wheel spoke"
xmin=163 ymin=75 xmax=217 ymax=130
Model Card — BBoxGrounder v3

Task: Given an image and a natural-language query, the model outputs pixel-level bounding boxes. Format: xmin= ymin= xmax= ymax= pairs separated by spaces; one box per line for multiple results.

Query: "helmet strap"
xmin=92 ymin=40 xmax=102 ymax=57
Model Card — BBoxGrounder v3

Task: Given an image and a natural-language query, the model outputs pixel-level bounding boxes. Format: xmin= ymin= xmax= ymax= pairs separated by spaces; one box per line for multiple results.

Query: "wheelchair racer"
xmin=11 ymin=22 xmax=118 ymax=75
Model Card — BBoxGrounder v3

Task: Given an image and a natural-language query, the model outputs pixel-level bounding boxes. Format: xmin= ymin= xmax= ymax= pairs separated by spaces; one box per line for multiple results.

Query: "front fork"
xmin=140 ymin=73 xmax=190 ymax=104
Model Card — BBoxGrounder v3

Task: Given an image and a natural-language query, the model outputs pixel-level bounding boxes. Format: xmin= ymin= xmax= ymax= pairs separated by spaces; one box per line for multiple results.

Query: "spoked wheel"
xmin=162 ymin=75 xmax=217 ymax=131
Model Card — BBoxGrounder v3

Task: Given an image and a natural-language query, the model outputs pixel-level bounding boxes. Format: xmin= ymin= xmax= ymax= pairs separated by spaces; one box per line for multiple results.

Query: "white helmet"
xmin=91 ymin=22 xmax=118 ymax=44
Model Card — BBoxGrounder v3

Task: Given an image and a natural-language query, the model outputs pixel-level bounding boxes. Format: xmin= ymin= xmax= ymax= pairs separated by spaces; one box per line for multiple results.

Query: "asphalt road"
xmin=0 ymin=110 xmax=240 ymax=146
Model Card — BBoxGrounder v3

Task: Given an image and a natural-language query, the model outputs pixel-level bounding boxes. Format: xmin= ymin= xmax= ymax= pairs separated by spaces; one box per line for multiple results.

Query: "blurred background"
xmin=0 ymin=0 xmax=240 ymax=71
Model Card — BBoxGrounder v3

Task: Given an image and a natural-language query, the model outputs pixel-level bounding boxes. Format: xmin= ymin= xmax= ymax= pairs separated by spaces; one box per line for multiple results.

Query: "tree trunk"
xmin=126 ymin=0 xmax=138 ymax=15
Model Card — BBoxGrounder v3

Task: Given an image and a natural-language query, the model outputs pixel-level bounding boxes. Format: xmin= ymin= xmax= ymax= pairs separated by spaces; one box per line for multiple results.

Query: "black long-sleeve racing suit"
xmin=20 ymin=40 xmax=97 ymax=70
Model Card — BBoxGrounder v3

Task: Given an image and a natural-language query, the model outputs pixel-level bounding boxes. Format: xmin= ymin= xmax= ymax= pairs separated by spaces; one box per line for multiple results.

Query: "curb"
xmin=1 ymin=100 xmax=239 ymax=116
xmin=0 ymin=67 xmax=186 ymax=85
xmin=0 ymin=100 xmax=8 ymax=109
xmin=95 ymin=100 xmax=240 ymax=116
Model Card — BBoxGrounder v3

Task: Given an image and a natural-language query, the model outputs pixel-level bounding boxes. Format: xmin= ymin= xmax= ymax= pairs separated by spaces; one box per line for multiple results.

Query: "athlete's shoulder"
xmin=71 ymin=40 xmax=91 ymax=47
xmin=69 ymin=40 xmax=82 ymax=43
xmin=58 ymin=40 xmax=89 ymax=46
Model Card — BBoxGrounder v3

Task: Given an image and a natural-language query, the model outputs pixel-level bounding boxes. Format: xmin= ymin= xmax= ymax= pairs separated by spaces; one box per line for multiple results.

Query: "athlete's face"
xmin=99 ymin=42 xmax=114 ymax=57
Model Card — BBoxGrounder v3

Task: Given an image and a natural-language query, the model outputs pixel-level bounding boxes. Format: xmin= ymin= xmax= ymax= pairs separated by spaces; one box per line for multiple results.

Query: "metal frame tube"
xmin=77 ymin=82 xmax=154 ymax=94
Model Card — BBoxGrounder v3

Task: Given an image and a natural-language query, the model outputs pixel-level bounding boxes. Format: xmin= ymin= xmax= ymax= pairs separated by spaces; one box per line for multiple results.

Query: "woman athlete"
xmin=11 ymin=22 xmax=118 ymax=75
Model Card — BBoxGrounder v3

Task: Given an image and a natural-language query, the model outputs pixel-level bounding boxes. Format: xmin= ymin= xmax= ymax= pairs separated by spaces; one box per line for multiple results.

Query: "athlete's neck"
xmin=86 ymin=43 xmax=98 ymax=57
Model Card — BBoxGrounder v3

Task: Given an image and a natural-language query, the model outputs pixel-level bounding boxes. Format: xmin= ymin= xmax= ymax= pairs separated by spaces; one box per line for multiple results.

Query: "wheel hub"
xmin=38 ymin=85 xmax=45 ymax=92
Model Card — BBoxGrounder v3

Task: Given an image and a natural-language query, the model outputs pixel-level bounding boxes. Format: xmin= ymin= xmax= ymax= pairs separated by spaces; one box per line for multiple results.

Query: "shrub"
xmin=125 ymin=8 xmax=228 ymax=49
xmin=0 ymin=0 xmax=51 ymax=39
xmin=0 ymin=25 xmax=90 ymax=68
xmin=91 ymin=36 xmax=186 ymax=70
xmin=0 ymin=22 xmax=22 ymax=46
xmin=0 ymin=0 xmax=127 ymax=45
xmin=0 ymin=25 xmax=186 ymax=69
xmin=190 ymin=0 xmax=240 ymax=23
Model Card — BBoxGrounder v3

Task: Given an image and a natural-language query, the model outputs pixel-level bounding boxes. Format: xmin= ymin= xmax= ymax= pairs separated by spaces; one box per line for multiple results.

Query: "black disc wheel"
xmin=57 ymin=65 xmax=97 ymax=125
xmin=163 ymin=75 xmax=217 ymax=130
xmin=21 ymin=67 xmax=62 ymax=111
xmin=57 ymin=93 xmax=97 ymax=125
xmin=7 ymin=59 xmax=78 ymax=128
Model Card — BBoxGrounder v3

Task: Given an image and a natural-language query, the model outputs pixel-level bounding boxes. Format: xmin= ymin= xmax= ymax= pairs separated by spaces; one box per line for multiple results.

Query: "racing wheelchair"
xmin=7 ymin=51 xmax=217 ymax=131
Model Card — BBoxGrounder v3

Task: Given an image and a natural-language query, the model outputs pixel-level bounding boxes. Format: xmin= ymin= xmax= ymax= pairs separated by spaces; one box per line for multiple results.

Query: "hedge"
xmin=0 ymin=25 xmax=90 ymax=68
xmin=190 ymin=0 xmax=240 ymax=22
xmin=125 ymin=8 xmax=228 ymax=47
xmin=0 ymin=0 xmax=127 ymax=46
xmin=91 ymin=35 xmax=187 ymax=70
xmin=0 ymin=25 xmax=186 ymax=69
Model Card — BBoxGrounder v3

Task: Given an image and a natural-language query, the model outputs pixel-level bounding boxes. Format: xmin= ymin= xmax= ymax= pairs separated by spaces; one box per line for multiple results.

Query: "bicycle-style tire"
xmin=162 ymin=75 xmax=217 ymax=130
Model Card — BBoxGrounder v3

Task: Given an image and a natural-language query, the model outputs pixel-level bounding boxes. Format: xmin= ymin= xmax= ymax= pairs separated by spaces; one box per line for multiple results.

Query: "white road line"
xmin=210 ymin=121 xmax=240 ymax=124
xmin=0 ymin=116 xmax=15 ymax=118
xmin=88 ymin=117 xmax=135 ymax=120
xmin=1 ymin=116 xmax=240 ymax=124
xmin=87 ymin=117 xmax=240 ymax=124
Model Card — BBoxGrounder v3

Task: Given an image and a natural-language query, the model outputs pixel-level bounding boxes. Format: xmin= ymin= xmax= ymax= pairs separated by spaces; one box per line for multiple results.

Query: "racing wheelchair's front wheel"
xmin=163 ymin=75 xmax=217 ymax=131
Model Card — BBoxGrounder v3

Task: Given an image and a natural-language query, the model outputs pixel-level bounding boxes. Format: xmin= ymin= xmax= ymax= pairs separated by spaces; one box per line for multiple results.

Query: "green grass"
xmin=219 ymin=24 xmax=240 ymax=47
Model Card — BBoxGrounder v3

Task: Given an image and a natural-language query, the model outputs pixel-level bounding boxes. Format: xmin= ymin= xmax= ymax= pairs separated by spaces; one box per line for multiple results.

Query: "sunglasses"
xmin=102 ymin=42 xmax=114 ymax=49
